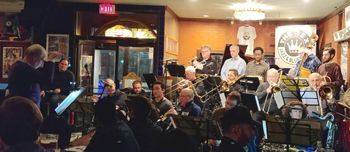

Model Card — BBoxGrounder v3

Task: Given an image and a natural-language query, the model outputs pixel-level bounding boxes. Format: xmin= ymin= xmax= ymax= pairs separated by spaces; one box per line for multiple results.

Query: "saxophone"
xmin=311 ymin=111 xmax=337 ymax=150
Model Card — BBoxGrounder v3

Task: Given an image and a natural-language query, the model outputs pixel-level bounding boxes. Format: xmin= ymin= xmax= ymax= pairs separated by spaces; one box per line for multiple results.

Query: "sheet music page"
xmin=301 ymin=91 xmax=319 ymax=105
xmin=274 ymin=91 xmax=284 ymax=109
xmin=219 ymin=93 xmax=226 ymax=108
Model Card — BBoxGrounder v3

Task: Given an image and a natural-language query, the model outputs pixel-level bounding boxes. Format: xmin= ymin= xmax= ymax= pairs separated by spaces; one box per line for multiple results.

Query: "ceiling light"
xmin=288 ymin=17 xmax=293 ymax=19
xmin=304 ymin=0 xmax=310 ymax=3
xmin=203 ymin=14 xmax=209 ymax=18
xmin=232 ymin=1 xmax=270 ymax=21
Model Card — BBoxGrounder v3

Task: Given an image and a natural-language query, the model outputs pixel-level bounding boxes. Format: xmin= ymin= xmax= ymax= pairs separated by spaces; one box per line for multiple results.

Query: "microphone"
xmin=84 ymin=64 xmax=90 ymax=75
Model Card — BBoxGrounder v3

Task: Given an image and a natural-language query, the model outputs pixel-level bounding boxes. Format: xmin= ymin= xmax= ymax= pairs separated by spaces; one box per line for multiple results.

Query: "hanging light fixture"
xmin=232 ymin=1 xmax=269 ymax=21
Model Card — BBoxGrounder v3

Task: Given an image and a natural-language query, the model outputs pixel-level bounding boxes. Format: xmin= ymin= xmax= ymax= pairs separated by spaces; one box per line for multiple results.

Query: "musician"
xmin=92 ymin=79 xmax=128 ymax=119
xmin=291 ymin=48 xmax=321 ymax=77
xmin=151 ymin=81 xmax=173 ymax=116
xmin=85 ymin=99 xmax=140 ymax=152
xmin=221 ymin=45 xmax=247 ymax=80
xmin=226 ymin=69 xmax=244 ymax=92
xmin=192 ymin=45 xmax=218 ymax=75
xmin=8 ymin=44 xmax=47 ymax=107
xmin=256 ymin=68 xmax=285 ymax=114
xmin=52 ymin=59 xmax=75 ymax=96
xmin=317 ymin=47 xmax=344 ymax=99
xmin=184 ymin=66 xmax=206 ymax=106
xmin=126 ymin=95 xmax=163 ymax=152
xmin=220 ymin=106 xmax=256 ymax=152
xmin=128 ymin=80 xmax=149 ymax=98
xmin=301 ymin=73 xmax=336 ymax=117
xmin=212 ymin=91 xmax=241 ymax=124
xmin=177 ymin=88 xmax=201 ymax=117
xmin=245 ymin=47 xmax=269 ymax=80
xmin=281 ymin=100 xmax=308 ymax=120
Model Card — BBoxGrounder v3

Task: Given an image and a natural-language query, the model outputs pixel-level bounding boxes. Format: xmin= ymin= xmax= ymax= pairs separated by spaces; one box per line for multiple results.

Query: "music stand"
xmin=172 ymin=115 xmax=222 ymax=141
xmin=241 ymin=92 xmax=261 ymax=112
xmin=281 ymin=78 xmax=309 ymax=101
xmin=264 ymin=116 xmax=321 ymax=151
xmin=239 ymin=76 xmax=261 ymax=92
xmin=143 ymin=73 xmax=157 ymax=89
xmin=166 ymin=64 xmax=185 ymax=78
xmin=55 ymin=87 xmax=86 ymax=115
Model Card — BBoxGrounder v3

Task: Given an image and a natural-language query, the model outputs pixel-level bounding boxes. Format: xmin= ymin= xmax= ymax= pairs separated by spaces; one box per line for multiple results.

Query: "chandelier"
xmin=232 ymin=1 xmax=267 ymax=21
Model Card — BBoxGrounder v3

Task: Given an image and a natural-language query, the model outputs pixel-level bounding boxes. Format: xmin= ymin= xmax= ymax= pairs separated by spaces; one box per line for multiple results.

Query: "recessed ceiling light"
xmin=203 ymin=15 xmax=209 ymax=18
xmin=304 ymin=0 xmax=310 ymax=3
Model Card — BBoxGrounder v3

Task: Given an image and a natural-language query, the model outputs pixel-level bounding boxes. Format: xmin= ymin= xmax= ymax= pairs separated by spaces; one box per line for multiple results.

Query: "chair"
xmin=122 ymin=72 xmax=141 ymax=89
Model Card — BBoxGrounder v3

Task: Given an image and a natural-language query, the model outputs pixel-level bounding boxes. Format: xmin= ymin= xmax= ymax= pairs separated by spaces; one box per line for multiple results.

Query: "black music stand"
xmin=264 ymin=116 xmax=322 ymax=151
xmin=239 ymin=76 xmax=261 ymax=92
xmin=143 ymin=73 xmax=157 ymax=89
xmin=172 ymin=115 xmax=222 ymax=141
xmin=241 ymin=93 xmax=261 ymax=112
xmin=166 ymin=64 xmax=185 ymax=78
xmin=281 ymin=78 xmax=309 ymax=101
xmin=55 ymin=87 xmax=86 ymax=115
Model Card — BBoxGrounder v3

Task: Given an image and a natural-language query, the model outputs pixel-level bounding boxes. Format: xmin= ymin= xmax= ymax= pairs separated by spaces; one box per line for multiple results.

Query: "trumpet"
xmin=191 ymin=57 xmax=206 ymax=70
xmin=219 ymin=74 xmax=245 ymax=92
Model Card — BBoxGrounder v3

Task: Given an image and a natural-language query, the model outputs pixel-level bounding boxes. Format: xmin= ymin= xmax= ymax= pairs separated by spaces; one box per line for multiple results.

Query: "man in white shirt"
xmin=220 ymin=45 xmax=246 ymax=80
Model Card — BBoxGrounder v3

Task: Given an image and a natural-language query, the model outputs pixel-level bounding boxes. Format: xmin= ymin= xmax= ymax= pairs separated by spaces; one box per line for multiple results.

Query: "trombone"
xmin=262 ymin=70 xmax=283 ymax=114
xmin=164 ymin=74 xmax=208 ymax=97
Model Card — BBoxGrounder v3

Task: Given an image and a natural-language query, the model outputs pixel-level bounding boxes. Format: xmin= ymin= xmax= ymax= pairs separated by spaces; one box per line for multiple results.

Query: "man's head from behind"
xmin=0 ymin=96 xmax=43 ymax=146
xmin=221 ymin=106 xmax=255 ymax=146
xmin=126 ymin=95 xmax=152 ymax=120
xmin=24 ymin=44 xmax=46 ymax=69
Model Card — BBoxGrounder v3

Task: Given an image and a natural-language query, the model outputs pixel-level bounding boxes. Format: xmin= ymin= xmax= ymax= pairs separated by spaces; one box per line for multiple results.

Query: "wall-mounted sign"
xmin=99 ymin=3 xmax=115 ymax=15
xmin=333 ymin=26 xmax=350 ymax=42
xmin=275 ymin=25 xmax=316 ymax=68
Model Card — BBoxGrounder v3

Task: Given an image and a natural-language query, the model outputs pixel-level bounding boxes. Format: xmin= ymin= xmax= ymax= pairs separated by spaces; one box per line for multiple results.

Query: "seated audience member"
xmin=281 ymin=100 xmax=308 ymax=120
xmin=212 ymin=91 xmax=241 ymax=123
xmin=85 ymin=100 xmax=140 ymax=152
xmin=126 ymin=95 xmax=163 ymax=152
xmin=0 ymin=96 xmax=48 ymax=152
xmin=151 ymin=81 xmax=173 ymax=116
xmin=220 ymin=106 xmax=256 ymax=152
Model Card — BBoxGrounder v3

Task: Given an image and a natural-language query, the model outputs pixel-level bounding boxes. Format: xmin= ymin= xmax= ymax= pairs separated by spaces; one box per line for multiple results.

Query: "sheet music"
xmin=219 ymin=93 xmax=226 ymax=108
xmin=274 ymin=92 xmax=284 ymax=109
xmin=301 ymin=91 xmax=319 ymax=105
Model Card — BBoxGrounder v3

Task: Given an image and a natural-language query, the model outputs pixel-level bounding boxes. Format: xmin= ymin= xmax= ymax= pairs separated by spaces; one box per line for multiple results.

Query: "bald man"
xmin=220 ymin=45 xmax=246 ymax=80
xmin=256 ymin=68 xmax=285 ymax=114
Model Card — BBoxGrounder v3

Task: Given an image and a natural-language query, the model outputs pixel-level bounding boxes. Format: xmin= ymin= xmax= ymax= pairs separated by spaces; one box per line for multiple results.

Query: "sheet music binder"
xmin=55 ymin=87 xmax=86 ymax=115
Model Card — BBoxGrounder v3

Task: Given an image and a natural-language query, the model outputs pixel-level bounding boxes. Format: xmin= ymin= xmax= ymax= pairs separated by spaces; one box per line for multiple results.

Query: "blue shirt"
xmin=221 ymin=57 xmax=247 ymax=80
xmin=292 ymin=54 xmax=321 ymax=77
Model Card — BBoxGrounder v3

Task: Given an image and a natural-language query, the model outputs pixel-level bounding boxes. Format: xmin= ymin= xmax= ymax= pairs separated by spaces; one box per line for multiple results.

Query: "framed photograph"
xmin=2 ymin=47 xmax=23 ymax=78
xmin=46 ymin=34 xmax=69 ymax=62
xmin=165 ymin=36 xmax=178 ymax=55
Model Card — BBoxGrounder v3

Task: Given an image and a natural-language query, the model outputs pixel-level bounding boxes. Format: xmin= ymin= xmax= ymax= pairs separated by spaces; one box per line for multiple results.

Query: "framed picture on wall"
xmin=165 ymin=36 xmax=178 ymax=55
xmin=2 ymin=47 xmax=23 ymax=78
xmin=46 ymin=34 xmax=69 ymax=62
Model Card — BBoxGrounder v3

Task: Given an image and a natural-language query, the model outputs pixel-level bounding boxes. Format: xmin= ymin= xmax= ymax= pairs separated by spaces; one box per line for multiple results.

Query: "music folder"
xmin=239 ymin=76 xmax=261 ymax=91
xmin=55 ymin=87 xmax=86 ymax=115
xmin=166 ymin=64 xmax=185 ymax=78
xmin=241 ymin=92 xmax=261 ymax=112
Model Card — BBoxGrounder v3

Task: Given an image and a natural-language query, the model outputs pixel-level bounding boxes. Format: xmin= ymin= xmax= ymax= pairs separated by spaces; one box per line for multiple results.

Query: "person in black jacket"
xmin=220 ymin=106 xmax=256 ymax=152
xmin=127 ymin=95 xmax=163 ymax=152
xmin=192 ymin=45 xmax=218 ymax=75
xmin=85 ymin=98 xmax=140 ymax=152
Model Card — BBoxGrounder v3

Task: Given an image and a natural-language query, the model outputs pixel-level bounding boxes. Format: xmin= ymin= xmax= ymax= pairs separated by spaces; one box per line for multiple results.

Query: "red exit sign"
xmin=99 ymin=4 xmax=115 ymax=14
